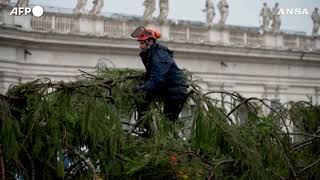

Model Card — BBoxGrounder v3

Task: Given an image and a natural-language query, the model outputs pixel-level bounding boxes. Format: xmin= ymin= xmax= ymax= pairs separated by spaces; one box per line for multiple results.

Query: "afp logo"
xmin=10 ymin=6 xmax=44 ymax=17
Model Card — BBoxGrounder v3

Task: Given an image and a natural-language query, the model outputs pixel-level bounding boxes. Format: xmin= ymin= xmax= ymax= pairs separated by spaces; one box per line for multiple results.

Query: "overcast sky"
xmin=12 ymin=0 xmax=320 ymax=35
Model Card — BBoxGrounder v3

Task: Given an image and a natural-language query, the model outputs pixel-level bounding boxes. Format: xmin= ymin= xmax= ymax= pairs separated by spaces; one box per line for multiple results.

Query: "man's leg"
xmin=135 ymin=95 xmax=153 ymax=137
xmin=163 ymin=95 xmax=187 ymax=122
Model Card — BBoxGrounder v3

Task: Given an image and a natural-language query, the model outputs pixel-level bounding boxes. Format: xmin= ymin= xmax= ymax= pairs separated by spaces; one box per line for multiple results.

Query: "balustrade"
xmin=54 ymin=15 xmax=79 ymax=33
xmin=298 ymin=36 xmax=316 ymax=50
xmin=189 ymin=27 xmax=208 ymax=43
xmin=1 ymin=6 xmax=318 ymax=51
xmin=104 ymin=20 xmax=140 ymax=38
xmin=31 ymin=15 xmax=52 ymax=30
xmin=229 ymin=30 xmax=245 ymax=45
xmin=246 ymin=32 xmax=263 ymax=47
xmin=284 ymin=35 xmax=298 ymax=49
xmin=169 ymin=25 xmax=188 ymax=42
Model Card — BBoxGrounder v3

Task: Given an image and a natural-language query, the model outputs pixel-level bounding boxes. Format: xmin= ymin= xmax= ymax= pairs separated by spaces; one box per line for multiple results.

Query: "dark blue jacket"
xmin=138 ymin=43 xmax=187 ymax=99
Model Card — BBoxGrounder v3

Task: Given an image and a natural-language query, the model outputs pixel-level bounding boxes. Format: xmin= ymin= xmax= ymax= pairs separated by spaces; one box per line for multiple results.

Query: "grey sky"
xmin=12 ymin=0 xmax=320 ymax=35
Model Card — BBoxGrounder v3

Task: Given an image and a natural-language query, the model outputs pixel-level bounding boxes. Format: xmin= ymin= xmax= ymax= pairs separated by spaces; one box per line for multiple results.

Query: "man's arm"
xmin=138 ymin=50 xmax=172 ymax=93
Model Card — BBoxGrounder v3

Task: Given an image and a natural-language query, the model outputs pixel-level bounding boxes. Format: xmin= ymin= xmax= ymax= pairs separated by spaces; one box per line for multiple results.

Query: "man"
xmin=131 ymin=26 xmax=188 ymax=137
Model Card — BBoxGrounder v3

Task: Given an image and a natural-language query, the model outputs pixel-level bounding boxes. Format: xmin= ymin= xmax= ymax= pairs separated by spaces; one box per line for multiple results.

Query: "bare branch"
xmin=299 ymin=158 xmax=320 ymax=174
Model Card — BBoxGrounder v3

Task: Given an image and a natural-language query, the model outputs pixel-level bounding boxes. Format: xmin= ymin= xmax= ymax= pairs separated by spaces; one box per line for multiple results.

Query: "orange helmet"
xmin=131 ymin=26 xmax=161 ymax=41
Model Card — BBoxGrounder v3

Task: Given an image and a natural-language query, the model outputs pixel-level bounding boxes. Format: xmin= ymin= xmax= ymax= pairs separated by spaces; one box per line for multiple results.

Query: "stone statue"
xmin=311 ymin=7 xmax=320 ymax=37
xmin=271 ymin=2 xmax=281 ymax=33
xmin=89 ymin=0 xmax=104 ymax=16
xmin=74 ymin=0 xmax=87 ymax=15
xmin=158 ymin=0 xmax=169 ymax=23
xmin=217 ymin=0 xmax=229 ymax=26
xmin=143 ymin=0 xmax=155 ymax=20
xmin=203 ymin=0 xmax=215 ymax=26
xmin=260 ymin=2 xmax=272 ymax=32
xmin=0 ymin=0 xmax=10 ymax=8
xmin=16 ymin=0 xmax=29 ymax=7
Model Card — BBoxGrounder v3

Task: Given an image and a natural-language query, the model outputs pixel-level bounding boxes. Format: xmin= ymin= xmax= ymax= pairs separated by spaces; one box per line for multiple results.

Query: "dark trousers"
xmin=136 ymin=93 xmax=187 ymax=136
xmin=163 ymin=96 xmax=186 ymax=122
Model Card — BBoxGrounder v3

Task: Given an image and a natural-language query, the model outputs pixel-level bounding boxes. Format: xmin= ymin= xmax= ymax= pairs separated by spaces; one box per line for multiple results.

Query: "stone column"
xmin=264 ymin=85 xmax=288 ymax=104
xmin=315 ymin=87 xmax=320 ymax=104
xmin=315 ymin=38 xmax=320 ymax=50
xmin=94 ymin=17 xmax=104 ymax=35
xmin=208 ymin=27 xmax=220 ymax=43
xmin=158 ymin=23 xmax=170 ymax=41
xmin=0 ymin=71 xmax=4 ymax=94
xmin=220 ymin=28 xmax=230 ymax=45
xmin=79 ymin=16 xmax=104 ymax=35
xmin=207 ymin=82 xmax=234 ymax=99
xmin=263 ymin=32 xmax=283 ymax=48
xmin=79 ymin=16 xmax=90 ymax=34
xmin=13 ymin=13 xmax=32 ymax=29
xmin=0 ymin=7 xmax=13 ymax=25
xmin=199 ymin=81 xmax=210 ymax=94
xmin=209 ymin=27 xmax=229 ymax=45
xmin=275 ymin=33 xmax=284 ymax=48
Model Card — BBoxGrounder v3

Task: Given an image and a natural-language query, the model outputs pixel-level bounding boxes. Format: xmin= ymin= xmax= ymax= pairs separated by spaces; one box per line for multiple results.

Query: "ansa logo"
xmin=278 ymin=8 xmax=309 ymax=15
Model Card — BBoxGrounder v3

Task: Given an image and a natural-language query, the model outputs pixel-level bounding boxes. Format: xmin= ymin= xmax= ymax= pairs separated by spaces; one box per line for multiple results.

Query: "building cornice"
xmin=1 ymin=26 xmax=320 ymax=64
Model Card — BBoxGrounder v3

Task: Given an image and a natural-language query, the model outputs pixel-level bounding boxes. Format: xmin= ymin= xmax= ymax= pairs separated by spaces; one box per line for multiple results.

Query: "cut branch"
xmin=0 ymin=146 xmax=5 ymax=180
xmin=299 ymin=158 xmax=320 ymax=174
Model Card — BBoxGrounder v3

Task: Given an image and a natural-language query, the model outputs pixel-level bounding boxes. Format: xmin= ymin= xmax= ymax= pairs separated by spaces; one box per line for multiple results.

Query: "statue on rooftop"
xmin=311 ymin=7 xmax=320 ymax=37
xmin=271 ymin=2 xmax=281 ymax=33
xmin=89 ymin=0 xmax=104 ymax=16
xmin=74 ymin=0 xmax=87 ymax=15
xmin=16 ymin=0 xmax=29 ymax=7
xmin=0 ymin=0 xmax=10 ymax=8
xmin=143 ymin=0 xmax=155 ymax=21
xmin=217 ymin=0 xmax=229 ymax=26
xmin=203 ymin=0 xmax=215 ymax=26
xmin=158 ymin=0 xmax=169 ymax=23
xmin=260 ymin=2 xmax=272 ymax=32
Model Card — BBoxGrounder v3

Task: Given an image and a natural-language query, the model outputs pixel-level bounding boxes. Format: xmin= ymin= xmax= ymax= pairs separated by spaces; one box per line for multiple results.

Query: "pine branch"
xmin=208 ymin=159 xmax=236 ymax=180
xmin=74 ymin=150 xmax=97 ymax=180
xmin=293 ymin=139 xmax=316 ymax=151
xmin=288 ymin=133 xmax=320 ymax=139
xmin=272 ymin=134 xmax=297 ymax=178
xmin=78 ymin=69 xmax=102 ymax=80
xmin=299 ymin=158 xmax=320 ymax=174
xmin=2 ymin=69 xmax=319 ymax=179
xmin=0 ymin=146 xmax=5 ymax=180
xmin=173 ymin=149 xmax=215 ymax=167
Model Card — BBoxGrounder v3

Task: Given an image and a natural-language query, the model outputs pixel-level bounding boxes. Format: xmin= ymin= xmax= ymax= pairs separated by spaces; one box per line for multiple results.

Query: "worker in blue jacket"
xmin=131 ymin=26 xmax=188 ymax=137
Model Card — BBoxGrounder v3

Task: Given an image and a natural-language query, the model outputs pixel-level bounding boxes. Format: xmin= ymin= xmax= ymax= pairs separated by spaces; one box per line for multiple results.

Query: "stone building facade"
xmin=0 ymin=5 xmax=320 ymax=105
